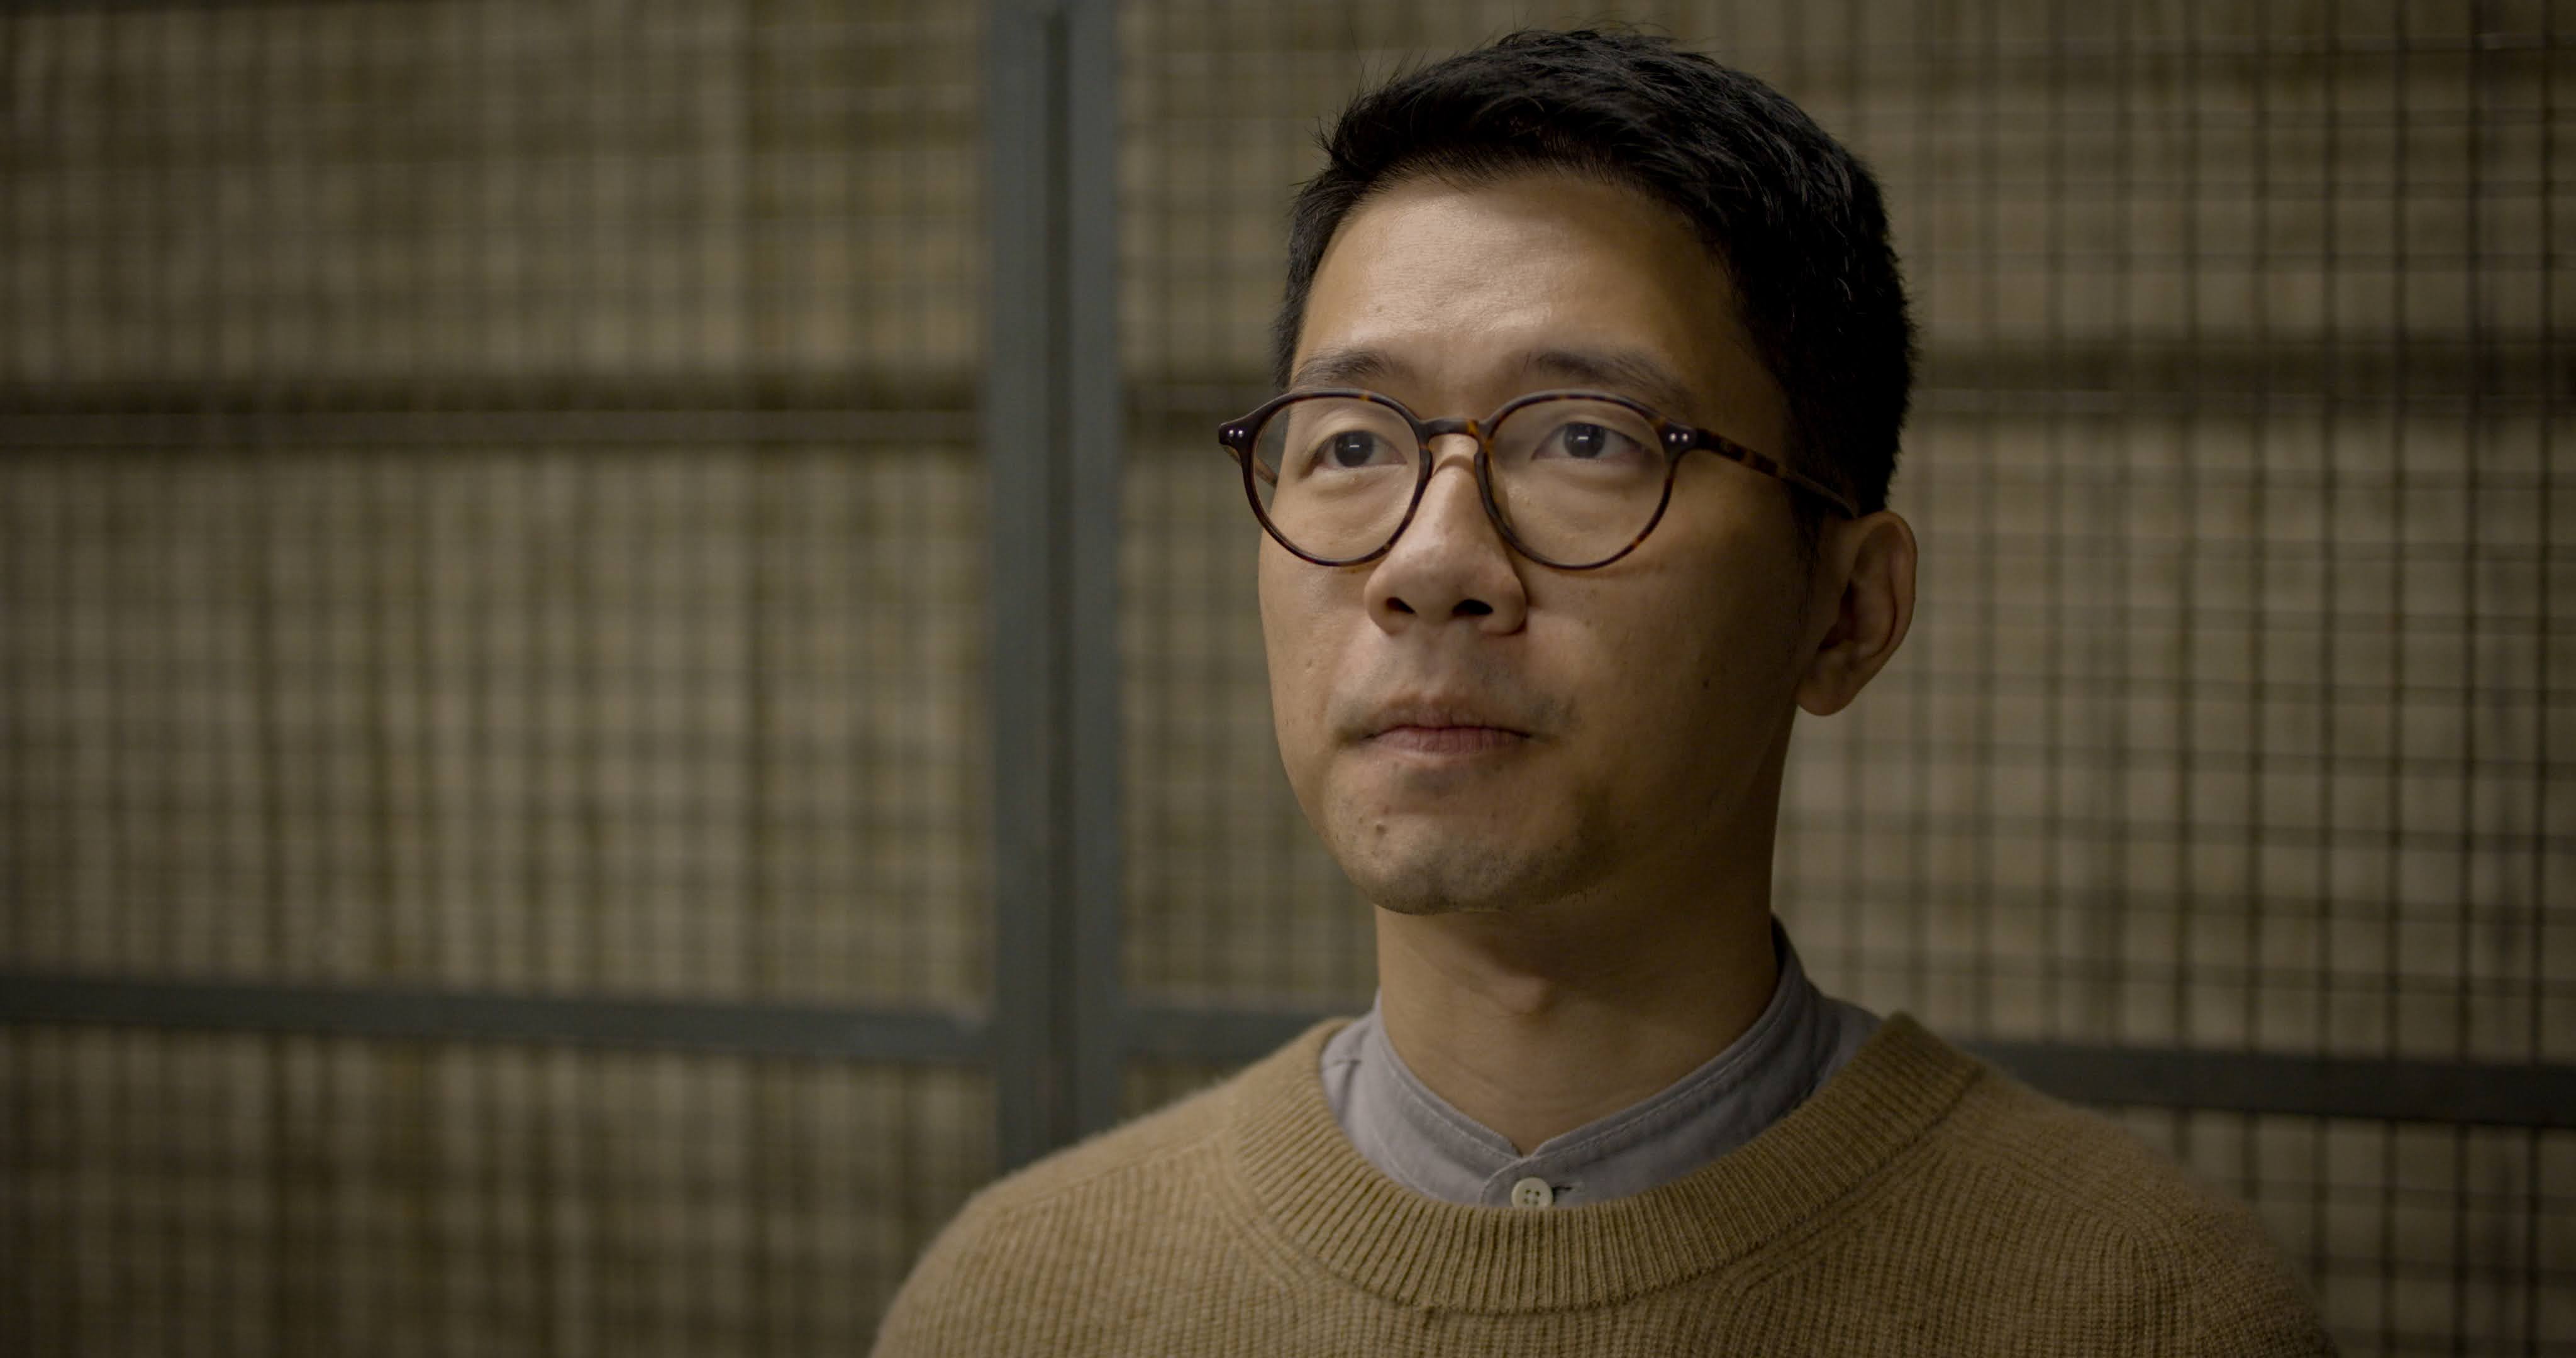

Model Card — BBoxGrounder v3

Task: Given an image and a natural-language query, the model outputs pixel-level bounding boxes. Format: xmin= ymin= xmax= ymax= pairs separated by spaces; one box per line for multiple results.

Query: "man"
xmin=875 ymin=29 xmax=2331 ymax=1355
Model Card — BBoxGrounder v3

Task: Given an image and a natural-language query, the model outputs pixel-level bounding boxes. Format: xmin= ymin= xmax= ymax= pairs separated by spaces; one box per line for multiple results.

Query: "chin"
xmin=1364 ymin=880 xmax=1514 ymax=918
xmin=1334 ymin=822 xmax=1573 ymax=918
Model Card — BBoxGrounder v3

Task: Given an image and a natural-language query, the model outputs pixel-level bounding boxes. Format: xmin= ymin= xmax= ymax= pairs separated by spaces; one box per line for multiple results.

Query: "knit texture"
xmin=871 ymin=1015 xmax=2334 ymax=1356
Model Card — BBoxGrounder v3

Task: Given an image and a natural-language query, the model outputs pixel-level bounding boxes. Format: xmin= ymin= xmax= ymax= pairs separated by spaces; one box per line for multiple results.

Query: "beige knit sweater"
xmin=872 ymin=1015 xmax=2334 ymax=1355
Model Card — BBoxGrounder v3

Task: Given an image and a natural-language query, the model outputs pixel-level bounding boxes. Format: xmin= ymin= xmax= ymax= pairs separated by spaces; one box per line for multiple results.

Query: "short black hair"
xmin=1275 ymin=28 xmax=1914 ymax=521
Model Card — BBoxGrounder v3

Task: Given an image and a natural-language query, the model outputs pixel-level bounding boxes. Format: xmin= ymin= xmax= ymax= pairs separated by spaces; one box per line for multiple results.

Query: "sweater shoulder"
xmin=870 ymin=1024 xmax=1338 ymax=1357
xmin=969 ymin=1070 xmax=1238 ymax=1218
xmin=1935 ymin=1070 xmax=2248 ymax=1242
xmin=900 ymin=1061 xmax=1240 ymax=1283
xmin=1907 ymin=1058 xmax=2334 ymax=1352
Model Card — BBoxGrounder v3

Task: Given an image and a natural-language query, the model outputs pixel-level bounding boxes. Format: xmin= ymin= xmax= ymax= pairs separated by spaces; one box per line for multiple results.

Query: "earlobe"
xmin=1795 ymin=511 xmax=1917 ymax=717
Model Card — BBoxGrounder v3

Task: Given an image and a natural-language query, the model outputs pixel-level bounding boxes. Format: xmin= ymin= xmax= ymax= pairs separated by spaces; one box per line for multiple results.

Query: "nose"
xmin=1363 ymin=435 xmax=1529 ymax=636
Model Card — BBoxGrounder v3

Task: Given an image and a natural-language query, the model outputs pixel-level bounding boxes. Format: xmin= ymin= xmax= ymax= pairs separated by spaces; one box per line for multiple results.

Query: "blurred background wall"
xmin=3 ymin=0 xmax=2570 ymax=1353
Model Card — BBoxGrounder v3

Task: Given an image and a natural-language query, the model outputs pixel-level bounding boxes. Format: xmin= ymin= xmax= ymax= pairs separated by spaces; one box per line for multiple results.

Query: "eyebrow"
xmin=1285 ymin=345 xmax=1699 ymax=419
xmin=1286 ymin=347 xmax=1416 ymax=392
xmin=1514 ymin=348 xmax=1699 ymax=419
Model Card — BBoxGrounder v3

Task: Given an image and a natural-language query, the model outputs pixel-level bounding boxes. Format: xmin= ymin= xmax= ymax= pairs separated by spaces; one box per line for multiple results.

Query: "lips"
xmin=1369 ymin=724 xmax=1526 ymax=754
xmin=1359 ymin=702 xmax=1533 ymax=750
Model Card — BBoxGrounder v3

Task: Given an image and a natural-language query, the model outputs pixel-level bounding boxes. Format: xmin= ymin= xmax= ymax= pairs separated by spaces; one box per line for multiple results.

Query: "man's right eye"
xmin=1321 ymin=431 xmax=1385 ymax=468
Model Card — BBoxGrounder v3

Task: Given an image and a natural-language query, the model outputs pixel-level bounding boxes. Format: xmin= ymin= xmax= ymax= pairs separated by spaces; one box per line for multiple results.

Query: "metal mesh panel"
xmin=1755 ymin=0 xmax=2572 ymax=1066
xmin=0 ymin=1024 xmax=992 ymax=1356
xmin=1116 ymin=1 xmax=2572 ymax=1349
xmin=3 ymin=446 xmax=986 ymax=1004
xmin=6 ymin=0 xmax=2571 ymax=1352
xmin=4 ymin=0 xmax=988 ymax=1352
xmin=0 ymin=1 xmax=988 ymax=1000
xmin=1 ymin=1 xmax=977 ymax=388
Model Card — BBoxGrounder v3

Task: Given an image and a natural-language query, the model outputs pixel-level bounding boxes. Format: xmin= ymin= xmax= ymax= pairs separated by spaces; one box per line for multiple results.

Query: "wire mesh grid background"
xmin=1119 ymin=1 xmax=2572 ymax=1352
xmin=4 ymin=0 xmax=994 ymax=1352
xmin=0 ymin=0 xmax=2568 ymax=1354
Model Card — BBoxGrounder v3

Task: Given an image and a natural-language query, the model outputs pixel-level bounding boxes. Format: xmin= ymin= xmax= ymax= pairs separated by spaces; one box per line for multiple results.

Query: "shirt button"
xmin=1509 ymin=1176 xmax=1553 ymax=1209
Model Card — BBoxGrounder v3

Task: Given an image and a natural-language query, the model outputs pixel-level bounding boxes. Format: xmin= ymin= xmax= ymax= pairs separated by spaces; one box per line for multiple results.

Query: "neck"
xmin=1371 ymin=866 xmax=1780 ymax=1155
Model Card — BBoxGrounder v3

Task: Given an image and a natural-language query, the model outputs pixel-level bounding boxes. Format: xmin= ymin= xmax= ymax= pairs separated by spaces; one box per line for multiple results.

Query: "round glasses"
xmin=1217 ymin=388 xmax=1856 ymax=570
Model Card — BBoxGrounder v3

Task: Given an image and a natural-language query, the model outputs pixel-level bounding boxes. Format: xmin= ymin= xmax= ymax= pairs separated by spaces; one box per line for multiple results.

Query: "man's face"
xmin=1262 ymin=170 xmax=1826 ymax=918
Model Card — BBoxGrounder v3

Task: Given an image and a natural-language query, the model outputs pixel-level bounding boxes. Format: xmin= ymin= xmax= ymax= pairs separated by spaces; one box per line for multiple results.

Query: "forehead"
xmin=1295 ymin=172 xmax=1775 ymax=432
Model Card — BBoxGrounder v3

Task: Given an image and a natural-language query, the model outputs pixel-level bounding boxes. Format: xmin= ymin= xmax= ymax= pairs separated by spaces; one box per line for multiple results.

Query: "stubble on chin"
xmin=1324 ymin=799 xmax=1589 ymax=918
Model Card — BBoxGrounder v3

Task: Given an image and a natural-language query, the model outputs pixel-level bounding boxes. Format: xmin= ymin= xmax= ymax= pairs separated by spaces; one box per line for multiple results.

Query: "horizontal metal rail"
xmin=1121 ymin=1005 xmax=2576 ymax=1130
xmin=0 ymin=407 xmax=977 ymax=448
xmin=6 ymin=976 xmax=2570 ymax=1129
xmin=0 ymin=970 xmax=988 ymax=1066
xmin=1968 ymin=1040 xmax=2576 ymax=1130
xmin=4 ymin=329 xmax=2557 ymax=450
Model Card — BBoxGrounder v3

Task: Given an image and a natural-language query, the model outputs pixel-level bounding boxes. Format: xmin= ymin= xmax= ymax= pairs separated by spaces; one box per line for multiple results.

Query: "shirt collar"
xmin=1319 ymin=920 xmax=1875 ymax=1208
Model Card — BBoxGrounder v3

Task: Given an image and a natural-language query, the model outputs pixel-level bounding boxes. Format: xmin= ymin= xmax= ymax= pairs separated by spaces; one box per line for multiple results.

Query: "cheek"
xmin=1579 ymin=553 xmax=1800 ymax=745
xmin=1257 ymin=550 xmax=1341 ymax=762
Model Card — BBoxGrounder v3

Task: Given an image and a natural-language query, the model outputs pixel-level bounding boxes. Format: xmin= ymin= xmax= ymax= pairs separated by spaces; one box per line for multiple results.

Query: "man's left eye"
xmin=1551 ymin=422 xmax=1629 ymax=459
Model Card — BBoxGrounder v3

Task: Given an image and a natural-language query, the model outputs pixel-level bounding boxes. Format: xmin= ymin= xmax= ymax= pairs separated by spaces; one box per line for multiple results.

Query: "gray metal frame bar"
xmin=984 ymin=0 xmax=1065 ymax=1175
xmin=984 ymin=0 xmax=1123 ymax=1170
xmin=1121 ymin=1004 xmax=2576 ymax=1130
xmin=0 ymin=409 xmax=975 ymax=446
xmin=16 ymin=979 xmax=2568 ymax=1128
xmin=0 ymin=972 xmax=987 ymax=1065
xmin=1970 ymin=1039 xmax=2576 ymax=1129
xmin=1060 ymin=0 xmax=1127 ymax=1145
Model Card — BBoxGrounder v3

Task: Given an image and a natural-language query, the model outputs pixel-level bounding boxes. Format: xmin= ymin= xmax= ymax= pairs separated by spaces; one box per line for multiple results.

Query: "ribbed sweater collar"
xmin=1221 ymin=1012 xmax=1983 ymax=1313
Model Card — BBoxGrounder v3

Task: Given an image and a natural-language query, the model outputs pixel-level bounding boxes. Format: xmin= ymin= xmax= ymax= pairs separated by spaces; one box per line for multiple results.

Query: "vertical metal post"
xmin=1060 ymin=0 xmax=1128 ymax=1144
xmin=984 ymin=0 xmax=1123 ymax=1172
xmin=985 ymin=0 xmax=1063 ymax=1174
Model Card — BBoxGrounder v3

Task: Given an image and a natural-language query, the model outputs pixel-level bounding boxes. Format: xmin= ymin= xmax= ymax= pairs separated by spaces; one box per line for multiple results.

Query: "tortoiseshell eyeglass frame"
xmin=1216 ymin=387 xmax=1860 ymax=571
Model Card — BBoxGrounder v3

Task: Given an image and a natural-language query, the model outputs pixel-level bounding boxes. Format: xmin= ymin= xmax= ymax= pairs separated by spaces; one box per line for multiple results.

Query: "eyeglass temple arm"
xmin=1685 ymin=429 xmax=1858 ymax=519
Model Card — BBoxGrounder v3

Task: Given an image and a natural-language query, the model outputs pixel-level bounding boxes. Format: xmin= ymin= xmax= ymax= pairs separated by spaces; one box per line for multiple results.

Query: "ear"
xmin=1794 ymin=510 xmax=1917 ymax=717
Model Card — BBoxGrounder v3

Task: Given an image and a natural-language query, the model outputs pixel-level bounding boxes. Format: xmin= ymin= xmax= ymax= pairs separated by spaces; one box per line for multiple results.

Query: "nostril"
xmin=1455 ymin=599 xmax=1492 ymax=617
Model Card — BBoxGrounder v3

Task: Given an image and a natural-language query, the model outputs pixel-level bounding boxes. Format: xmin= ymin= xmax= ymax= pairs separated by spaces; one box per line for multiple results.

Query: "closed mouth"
xmin=1367 ymin=724 xmax=1527 ymax=754
xmin=1359 ymin=701 xmax=1533 ymax=752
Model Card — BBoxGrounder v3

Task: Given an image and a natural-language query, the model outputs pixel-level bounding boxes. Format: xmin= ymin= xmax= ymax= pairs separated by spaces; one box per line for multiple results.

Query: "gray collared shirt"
xmin=1320 ymin=922 xmax=1879 ymax=1209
